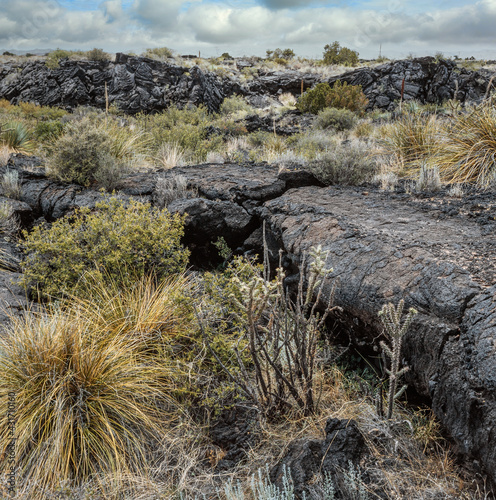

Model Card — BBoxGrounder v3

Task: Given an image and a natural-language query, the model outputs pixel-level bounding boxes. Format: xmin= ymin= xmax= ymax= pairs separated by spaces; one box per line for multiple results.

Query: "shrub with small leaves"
xmin=314 ymin=107 xmax=357 ymax=132
xmin=308 ymin=140 xmax=377 ymax=186
xmin=323 ymin=41 xmax=359 ymax=66
xmin=20 ymin=196 xmax=189 ymax=300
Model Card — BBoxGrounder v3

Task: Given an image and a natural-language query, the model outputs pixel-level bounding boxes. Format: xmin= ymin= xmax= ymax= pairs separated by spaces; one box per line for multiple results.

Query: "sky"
xmin=1 ymin=0 xmax=496 ymax=60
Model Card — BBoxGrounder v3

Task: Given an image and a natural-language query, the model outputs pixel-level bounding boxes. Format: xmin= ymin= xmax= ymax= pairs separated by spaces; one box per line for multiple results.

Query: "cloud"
xmin=0 ymin=0 xmax=495 ymax=59
xmin=131 ymin=0 xmax=184 ymax=30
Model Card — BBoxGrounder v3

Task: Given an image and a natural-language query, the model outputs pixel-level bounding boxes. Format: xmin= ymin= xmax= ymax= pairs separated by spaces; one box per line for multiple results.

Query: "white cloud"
xmin=0 ymin=0 xmax=495 ymax=59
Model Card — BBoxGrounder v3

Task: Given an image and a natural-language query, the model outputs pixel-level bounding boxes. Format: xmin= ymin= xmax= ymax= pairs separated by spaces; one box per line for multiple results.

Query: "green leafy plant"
xmin=1 ymin=121 xmax=34 ymax=153
xmin=220 ymin=95 xmax=253 ymax=116
xmin=323 ymin=41 xmax=359 ymax=66
xmin=378 ymin=300 xmax=418 ymax=419
xmin=20 ymin=196 xmax=189 ymax=300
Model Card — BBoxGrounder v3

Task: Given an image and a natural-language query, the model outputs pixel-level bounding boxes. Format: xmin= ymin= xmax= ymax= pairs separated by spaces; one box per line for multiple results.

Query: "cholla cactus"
xmin=378 ymin=299 xmax=418 ymax=419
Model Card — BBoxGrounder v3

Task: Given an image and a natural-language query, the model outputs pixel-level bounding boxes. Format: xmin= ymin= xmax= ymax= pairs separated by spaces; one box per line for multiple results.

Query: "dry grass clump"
xmin=155 ymin=142 xmax=186 ymax=169
xmin=435 ymin=103 xmax=496 ymax=187
xmin=378 ymin=112 xmax=442 ymax=175
xmin=0 ymin=307 xmax=178 ymax=497
xmin=0 ymin=145 xmax=10 ymax=166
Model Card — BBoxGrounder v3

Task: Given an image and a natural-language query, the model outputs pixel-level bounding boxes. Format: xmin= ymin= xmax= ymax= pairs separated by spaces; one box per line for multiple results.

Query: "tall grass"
xmin=436 ymin=103 xmax=496 ymax=187
xmin=378 ymin=112 xmax=441 ymax=174
xmin=0 ymin=308 xmax=177 ymax=495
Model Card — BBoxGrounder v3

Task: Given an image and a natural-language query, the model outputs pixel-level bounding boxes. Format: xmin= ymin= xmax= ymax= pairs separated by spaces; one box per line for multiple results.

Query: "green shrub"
xmin=46 ymin=118 xmax=147 ymax=188
xmin=33 ymin=120 xmax=64 ymax=143
xmin=314 ymin=107 xmax=357 ymax=131
xmin=325 ymin=81 xmax=368 ymax=115
xmin=298 ymin=81 xmax=368 ymax=115
xmin=307 ymin=139 xmax=377 ymax=185
xmin=297 ymin=83 xmax=331 ymax=114
xmin=20 ymin=196 xmax=189 ymax=299
xmin=137 ymin=105 xmax=222 ymax=162
xmin=323 ymin=41 xmax=359 ymax=66
xmin=45 ymin=49 xmax=73 ymax=69
xmin=46 ymin=121 xmax=114 ymax=186
xmin=266 ymin=48 xmax=295 ymax=60
xmin=85 ymin=48 xmax=110 ymax=61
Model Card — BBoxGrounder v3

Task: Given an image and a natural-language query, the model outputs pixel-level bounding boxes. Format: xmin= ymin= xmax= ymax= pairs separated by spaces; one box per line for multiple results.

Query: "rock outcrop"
xmin=329 ymin=56 xmax=494 ymax=110
xmin=0 ymin=53 xmax=237 ymax=113
xmin=2 ymin=156 xmax=496 ymax=486
xmin=0 ymin=56 xmax=494 ymax=114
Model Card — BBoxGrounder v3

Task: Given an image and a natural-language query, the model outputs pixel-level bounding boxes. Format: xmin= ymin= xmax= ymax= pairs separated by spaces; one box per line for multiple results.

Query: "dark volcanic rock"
xmin=2 ymin=56 xmax=492 ymax=114
xmin=0 ymin=55 xmax=230 ymax=113
xmin=5 ymin=160 xmax=496 ymax=485
xmin=270 ymin=418 xmax=366 ymax=498
xmin=210 ymin=406 xmax=260 ymax=470
xmin=329 ymin=57 xmax=495 ymax=110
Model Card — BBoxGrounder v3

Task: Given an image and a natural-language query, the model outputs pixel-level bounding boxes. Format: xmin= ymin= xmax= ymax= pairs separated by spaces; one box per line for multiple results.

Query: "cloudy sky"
xmin=1 ymin=0 xmax=496 ymax=60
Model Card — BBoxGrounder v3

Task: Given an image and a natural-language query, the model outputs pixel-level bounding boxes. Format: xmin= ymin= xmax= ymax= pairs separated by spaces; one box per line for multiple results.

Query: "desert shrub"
xmin=85 ymin=48 xmax=110 ymax=61
xmin=1 ymin=121 xmax=34 ymax=153
xmin=45 ymin=48 xmax=73 ymax=69
xmin=297 ymin=83 xmax=331 ymax=114
xmin=220 ymin=95 xmax=253 ymax=116
xmin=46 ymin=118 xmax=147 ymax=187
xmin=143 ymin=47 xmax=173 ymax=59
xmin=33 ymin=120 xmax=64 ymax=143
xmin=137 ymin=105 xmax=222 ymax=162
xmin=46 ymin=121 xmax=115 ymax=186
xmin=199 ymin=245 xmax=336 ymax=418
xmin=17 ymin=101 xmax=67 ymax=120
xmin=266 ymin=48 xmax=295 ymax=61
xmin=0 ymin=307 xmax=176 ymax=493
xmin=323 ymin=41 xmax=359 ymax=66
xmin=298 ymin=81 xmax=367 ymax=115
xmin=20 ymin=196 xmax=189 ymax=299
xmin=308 ymin=139 xmax=377 ymax=185
xmin=1 ymin=168 xmax=21 ymax=199
xmin=289 ymin=130 xmax=337 ymax=160
xmin=435 ymin=103 xmax=496 ymax=187
xmin=325 ymin=81 xmax=368 ymax=115
xmin=314 ymin=107 xmax=357 ymax=131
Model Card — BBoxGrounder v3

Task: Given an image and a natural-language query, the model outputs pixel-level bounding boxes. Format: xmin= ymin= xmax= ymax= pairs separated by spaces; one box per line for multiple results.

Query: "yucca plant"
xmin=435 ymin=103 xmax=496 ymax=187
xmin=1 ymin=121 xmax=34 ymax=154
xmin=0 ymin=308 xmax=177 ymax=495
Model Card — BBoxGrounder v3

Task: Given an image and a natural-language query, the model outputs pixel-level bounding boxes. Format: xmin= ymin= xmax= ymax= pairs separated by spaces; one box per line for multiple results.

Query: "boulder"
xmin=270 ymin=418 xmax=366 ymax=498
